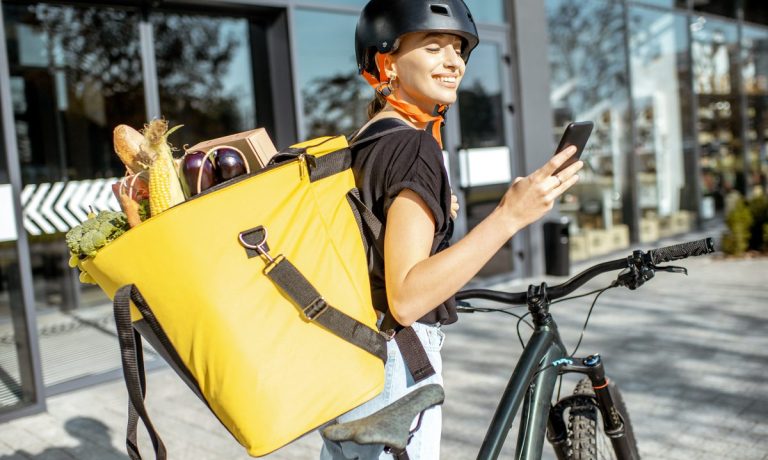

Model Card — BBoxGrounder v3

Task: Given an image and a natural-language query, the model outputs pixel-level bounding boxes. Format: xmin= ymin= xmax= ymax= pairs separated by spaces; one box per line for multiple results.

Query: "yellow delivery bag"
xmin=82 ymin=135 xmax=388 ymax=458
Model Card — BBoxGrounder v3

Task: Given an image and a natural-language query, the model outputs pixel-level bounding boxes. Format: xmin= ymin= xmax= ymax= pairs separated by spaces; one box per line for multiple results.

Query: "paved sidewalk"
xmin=1 ymin=240 xmax=767 ymax=459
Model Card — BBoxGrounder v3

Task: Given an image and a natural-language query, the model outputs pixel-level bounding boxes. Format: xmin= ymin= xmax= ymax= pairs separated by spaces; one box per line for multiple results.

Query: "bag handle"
xmin=114 ymin=285 xmax=167 ymax=460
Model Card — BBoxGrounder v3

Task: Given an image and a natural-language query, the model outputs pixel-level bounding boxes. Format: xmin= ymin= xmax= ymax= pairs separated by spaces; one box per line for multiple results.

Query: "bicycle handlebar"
xmin=648 ymin=238 xmax=715 ymax=264
xmin=456 ymin=237 xmax=715 ymax=305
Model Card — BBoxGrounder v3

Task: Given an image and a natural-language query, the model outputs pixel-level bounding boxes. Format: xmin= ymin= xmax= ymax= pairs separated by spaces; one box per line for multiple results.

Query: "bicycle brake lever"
xmin=653 ymin=265 xmax=688 ymax=275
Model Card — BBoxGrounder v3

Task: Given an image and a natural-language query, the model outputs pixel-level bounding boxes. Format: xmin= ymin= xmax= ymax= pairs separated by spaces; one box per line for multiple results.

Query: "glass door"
xmin=447 ymin=28 xmax=521 ymax=278
xmin=0 ymin=105 xmax=42 ymax=418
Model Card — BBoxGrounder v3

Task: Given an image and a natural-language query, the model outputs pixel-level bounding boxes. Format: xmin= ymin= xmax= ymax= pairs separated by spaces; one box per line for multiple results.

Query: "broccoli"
xmin=66 ymin=210 xmax=129 ymax=258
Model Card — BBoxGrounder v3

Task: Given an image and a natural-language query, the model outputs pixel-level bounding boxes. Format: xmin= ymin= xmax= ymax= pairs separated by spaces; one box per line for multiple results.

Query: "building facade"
xmin=1 ymin=0 xmax=766 ymax=421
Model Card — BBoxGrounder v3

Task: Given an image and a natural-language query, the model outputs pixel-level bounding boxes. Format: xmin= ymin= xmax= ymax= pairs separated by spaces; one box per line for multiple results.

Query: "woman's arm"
xmin=384 ymin=146 xmax=582 ymax=326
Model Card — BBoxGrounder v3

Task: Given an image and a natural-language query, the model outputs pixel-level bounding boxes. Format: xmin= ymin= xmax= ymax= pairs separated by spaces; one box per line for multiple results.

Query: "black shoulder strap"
xmin=114 ymin=285 xmax=167 ymax=460
xmin=346 ymin=193 xmax=437 ymax=385
xmin=349 ymin=118 xmax=413 ymax=148
xmin=306 ymin=121 xmax=412 ymax=182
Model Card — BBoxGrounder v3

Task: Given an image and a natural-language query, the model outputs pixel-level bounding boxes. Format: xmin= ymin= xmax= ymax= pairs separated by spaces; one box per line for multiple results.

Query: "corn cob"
xmin=142 ymin=119 xmax=185 ymax=216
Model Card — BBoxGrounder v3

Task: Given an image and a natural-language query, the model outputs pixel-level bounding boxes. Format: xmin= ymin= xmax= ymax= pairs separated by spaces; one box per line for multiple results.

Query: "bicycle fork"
xmin=547 ymin=355 xmax=638 ymax=460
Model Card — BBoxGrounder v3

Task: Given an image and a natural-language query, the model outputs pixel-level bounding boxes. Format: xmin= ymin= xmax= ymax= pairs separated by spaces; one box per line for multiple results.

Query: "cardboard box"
xmin=640 ymin=217 xmax=660 ymax=243
xmin=585 ymin=229 xmax=611 ymax=257
xmin=610 ymin=224 xmax=630 ymax=250
xmin=671 ymin=211 xmax=692 ymax=234
xmin=187 ymin=128 xmax=277 ymax=172
xmin=570 ymin=234 xmax=589 ymax=262
xmin=658 ymin=215 xmax=675 ymax=238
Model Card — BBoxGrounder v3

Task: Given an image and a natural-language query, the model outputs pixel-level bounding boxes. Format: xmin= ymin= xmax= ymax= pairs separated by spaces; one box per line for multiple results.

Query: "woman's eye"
xmin=426 ymin=47 xmax=440 ymax=53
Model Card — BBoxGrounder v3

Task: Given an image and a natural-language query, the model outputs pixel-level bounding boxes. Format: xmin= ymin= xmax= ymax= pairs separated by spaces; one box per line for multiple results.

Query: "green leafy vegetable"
xmin=66 ymin=210 xmax=130 ymax=258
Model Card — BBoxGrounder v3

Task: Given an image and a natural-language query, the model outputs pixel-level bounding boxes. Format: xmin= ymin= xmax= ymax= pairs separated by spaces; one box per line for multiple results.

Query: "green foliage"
xmin=65 ymin=210 xmax=129 ymax=258
xmin=722 ymin=197 xmax=753 ymax=256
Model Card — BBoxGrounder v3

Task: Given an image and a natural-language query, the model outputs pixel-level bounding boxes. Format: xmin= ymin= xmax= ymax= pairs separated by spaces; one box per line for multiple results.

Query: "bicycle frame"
xmin=476 ymin=285 xmax=568 ymax=460
xmin=472 ymin=281 xmax=637 ymax=460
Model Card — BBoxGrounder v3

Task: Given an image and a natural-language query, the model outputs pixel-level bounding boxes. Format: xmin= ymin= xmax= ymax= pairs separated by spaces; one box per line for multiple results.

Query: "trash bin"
xmin=543 ymin=218 xmax=570 ymax=276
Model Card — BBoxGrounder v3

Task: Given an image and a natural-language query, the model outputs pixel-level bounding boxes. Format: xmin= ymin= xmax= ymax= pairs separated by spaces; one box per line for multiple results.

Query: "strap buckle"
xmin=379 ymin=328 xmax=396 ymax=341
xmin=303 ymin=297 xmax=329 ymax=320
xmin=238 ymin=226 xmax=274 ymax=264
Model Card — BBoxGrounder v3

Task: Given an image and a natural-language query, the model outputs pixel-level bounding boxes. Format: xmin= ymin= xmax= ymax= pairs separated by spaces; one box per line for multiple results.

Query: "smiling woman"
xmin=319 ymin=1 xmax=583 ymax=459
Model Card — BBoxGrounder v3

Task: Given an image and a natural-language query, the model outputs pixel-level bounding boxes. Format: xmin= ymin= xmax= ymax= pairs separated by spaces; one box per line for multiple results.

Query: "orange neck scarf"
xmin=362 ymin=53 xmax=446 ymax=148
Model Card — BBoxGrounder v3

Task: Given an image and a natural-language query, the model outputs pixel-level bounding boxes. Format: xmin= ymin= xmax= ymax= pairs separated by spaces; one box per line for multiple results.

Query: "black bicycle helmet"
xmin=355 ymin=0 xmax=479 ymax=80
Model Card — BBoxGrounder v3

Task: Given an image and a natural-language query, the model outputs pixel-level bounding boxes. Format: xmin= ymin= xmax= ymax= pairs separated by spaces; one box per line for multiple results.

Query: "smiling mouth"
xmin=434 ymin=76 xmax=457 ymax=84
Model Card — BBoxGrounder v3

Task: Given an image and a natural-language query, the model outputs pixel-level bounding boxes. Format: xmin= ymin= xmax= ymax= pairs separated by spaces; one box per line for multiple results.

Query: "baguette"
xmin=113 ymin=124 xmax=148 ymax=174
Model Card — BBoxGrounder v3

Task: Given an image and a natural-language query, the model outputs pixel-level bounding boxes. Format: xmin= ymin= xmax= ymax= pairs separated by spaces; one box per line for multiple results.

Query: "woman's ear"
xmin=383 ymin=54 xmax=398 ymax=82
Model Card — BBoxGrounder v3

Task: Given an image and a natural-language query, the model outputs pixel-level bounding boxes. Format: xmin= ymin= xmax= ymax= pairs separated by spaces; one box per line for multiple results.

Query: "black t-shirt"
xmin=351 ymin=118 xmax=458 ymax=325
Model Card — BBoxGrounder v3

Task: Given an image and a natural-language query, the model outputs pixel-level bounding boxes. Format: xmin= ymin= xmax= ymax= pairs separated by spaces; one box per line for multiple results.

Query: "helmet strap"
xmin=376 ymin=81 xmax=393 ymax=98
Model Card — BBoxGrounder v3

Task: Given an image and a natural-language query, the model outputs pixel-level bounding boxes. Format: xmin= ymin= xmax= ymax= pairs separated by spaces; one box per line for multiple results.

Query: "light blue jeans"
xmin=320 ymin=322 xmax=445 ymax=460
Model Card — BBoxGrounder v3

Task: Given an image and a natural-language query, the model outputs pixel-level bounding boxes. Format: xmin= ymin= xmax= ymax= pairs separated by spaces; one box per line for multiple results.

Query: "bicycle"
xmin=322 ymin=237 xmax=715 ymax=459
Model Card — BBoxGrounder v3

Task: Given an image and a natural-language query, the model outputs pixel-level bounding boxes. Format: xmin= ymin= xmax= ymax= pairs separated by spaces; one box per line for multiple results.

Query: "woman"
xmin=321 ymin=1 xmax=582 ymax=458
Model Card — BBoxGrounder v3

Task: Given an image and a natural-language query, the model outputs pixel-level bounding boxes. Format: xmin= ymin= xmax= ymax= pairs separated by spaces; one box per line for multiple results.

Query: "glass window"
xmin=294 ymin=1 xmax=505 ymax=24
xmin=296 ymin=0 xmax=365 ymax=8
xmin=5 ymin=3 xmax=145 ymax=183
xmin=742 ymin=25 xmax=768 ymax=197
xmin=629 ymin=6 xmax=696 ymax=241
xmin=3 ymin=2 xmax=148 ymax=389
xmin=457 ymin=40 xmax=511 ymax=276
xmin=464 ymin=0 xmax=505 ymax=24
xmin=547 ymin=0 xmax=632 ymax=259
xmin=459 ymin=43 xmax=504 ymax=148
xmin=151 ymin=12 xmax=257 ymax=149
xmin=744 ymin=1 xmax=768 ymax=27
xmin=294 ymin=9 xmax=368 ymax=138
xmin=693 ymin=0 xmax=736 ymax=19
xmin=629 ymin=0 xmax=686 ymax=9
xmin=691 ymin=16 xmax=741 ymax=217
xmin=1 ymin=180 xmax=36 ymax=415
xmin=0 ymin=218 xmax=32 ymax=415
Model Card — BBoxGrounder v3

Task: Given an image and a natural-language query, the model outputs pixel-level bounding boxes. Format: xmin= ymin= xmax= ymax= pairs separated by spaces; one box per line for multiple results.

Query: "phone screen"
xmin=552 ymin=121 xmax=593 ymax=176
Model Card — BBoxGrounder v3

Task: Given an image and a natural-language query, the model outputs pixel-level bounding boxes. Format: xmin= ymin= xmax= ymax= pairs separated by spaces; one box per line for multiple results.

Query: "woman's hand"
xmin=450 ymin=194 xmax=459 ymax=220
xmin=496 ymin=146 xmax=583 ymax=234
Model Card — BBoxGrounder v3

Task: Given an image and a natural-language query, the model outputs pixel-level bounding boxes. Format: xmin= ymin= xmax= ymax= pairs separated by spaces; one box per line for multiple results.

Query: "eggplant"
xmin=180 ymin=150 xmax=216 ymax=197
xmin=213 ymin=147 xmax=248 ymax=182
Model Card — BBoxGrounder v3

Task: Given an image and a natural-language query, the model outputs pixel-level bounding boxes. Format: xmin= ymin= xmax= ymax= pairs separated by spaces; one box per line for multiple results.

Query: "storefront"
xmin=0 ymin=0 xmax=766 ymax=422
xmin=547 ymin=0 xmax=768 ymax=260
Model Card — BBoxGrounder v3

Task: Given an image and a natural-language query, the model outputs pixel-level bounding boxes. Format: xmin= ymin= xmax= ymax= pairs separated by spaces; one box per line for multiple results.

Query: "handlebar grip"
xmin=648 ymin=238 xmax=715 ymax=264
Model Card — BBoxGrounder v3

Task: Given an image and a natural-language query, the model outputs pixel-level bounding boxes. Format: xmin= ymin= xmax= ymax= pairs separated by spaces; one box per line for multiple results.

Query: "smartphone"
xmin=552 ymin=121 xmax=593 ymax=176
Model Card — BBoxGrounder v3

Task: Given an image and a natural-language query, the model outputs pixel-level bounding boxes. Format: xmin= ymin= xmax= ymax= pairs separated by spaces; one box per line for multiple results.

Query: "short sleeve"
xmin=382 ymin=130 xmax=450 ymax=232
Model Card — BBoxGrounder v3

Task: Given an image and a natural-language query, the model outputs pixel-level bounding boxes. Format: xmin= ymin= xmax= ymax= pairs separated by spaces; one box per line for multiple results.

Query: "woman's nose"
xmin=443 ymin=46 xmax=462 ymax=70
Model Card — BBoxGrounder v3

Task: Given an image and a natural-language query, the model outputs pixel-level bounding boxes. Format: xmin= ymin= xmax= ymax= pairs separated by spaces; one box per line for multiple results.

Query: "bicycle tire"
xmin=566 ymin=378 xmax=639 ymax=460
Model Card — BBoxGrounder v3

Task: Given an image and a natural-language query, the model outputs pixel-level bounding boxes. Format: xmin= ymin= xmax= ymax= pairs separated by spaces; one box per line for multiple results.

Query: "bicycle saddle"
xmin=321 ymin=384 xmax=445 ymax=451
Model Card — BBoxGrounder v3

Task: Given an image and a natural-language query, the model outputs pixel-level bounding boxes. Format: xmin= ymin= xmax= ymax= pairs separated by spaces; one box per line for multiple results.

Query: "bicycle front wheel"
xmin=567 ymin=378 xmax=639 ymax=460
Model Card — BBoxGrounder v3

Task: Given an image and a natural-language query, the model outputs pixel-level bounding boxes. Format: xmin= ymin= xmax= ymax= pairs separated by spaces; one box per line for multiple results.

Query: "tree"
xmin=302 ymin=71 xmax=369 ymax=138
